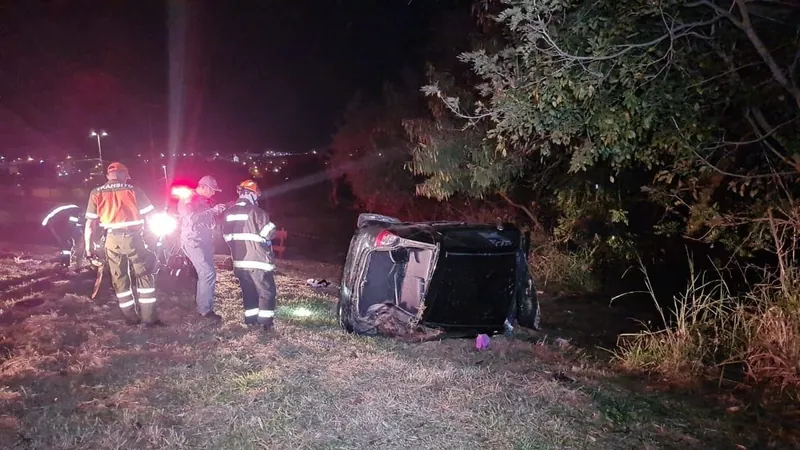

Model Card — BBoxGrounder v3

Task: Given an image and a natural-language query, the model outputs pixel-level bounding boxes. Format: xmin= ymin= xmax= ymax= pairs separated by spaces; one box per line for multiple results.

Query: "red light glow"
xmin=375 ymin=230 xmax=398 ymax=247
xmin=171 ymin=186 xmax=193 ymax=200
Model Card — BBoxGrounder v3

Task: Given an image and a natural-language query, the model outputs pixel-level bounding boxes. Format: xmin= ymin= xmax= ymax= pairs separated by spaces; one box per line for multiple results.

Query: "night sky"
xmin=0 ymin=0 xmax=470 ymax=159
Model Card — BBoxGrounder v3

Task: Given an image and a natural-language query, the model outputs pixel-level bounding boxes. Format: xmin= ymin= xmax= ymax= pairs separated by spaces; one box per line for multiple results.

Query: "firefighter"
xmin=222 ymin=180 xmax=278 ymax=332
xmin=84 ymin=162 xmax=161 ymax=326
xmin=177 ymin=175 xmax=228 ymax=321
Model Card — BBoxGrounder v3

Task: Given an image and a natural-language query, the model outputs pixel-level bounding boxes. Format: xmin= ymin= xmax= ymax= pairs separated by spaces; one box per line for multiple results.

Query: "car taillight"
xmin=375 ymin=230 xmax=399 ymax=247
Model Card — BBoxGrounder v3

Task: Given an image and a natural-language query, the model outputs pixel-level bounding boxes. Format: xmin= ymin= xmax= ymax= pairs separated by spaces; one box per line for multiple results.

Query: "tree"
xmin=412 ymin=0 xmax=800 ymax=262
xmin=328 ymin=85 xmax=423 ymax=218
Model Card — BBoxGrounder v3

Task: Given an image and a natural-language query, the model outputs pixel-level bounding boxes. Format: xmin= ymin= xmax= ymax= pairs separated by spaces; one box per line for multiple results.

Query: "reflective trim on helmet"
xmin=42 ymin=204 xmax=80 ymax=226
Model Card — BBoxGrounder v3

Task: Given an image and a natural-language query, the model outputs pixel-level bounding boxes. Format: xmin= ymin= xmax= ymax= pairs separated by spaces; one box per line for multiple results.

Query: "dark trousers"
xmin=105 ymin=231 xmax=158 ymax=324
xmin=234 ymin=268 xmax=277 ymax=325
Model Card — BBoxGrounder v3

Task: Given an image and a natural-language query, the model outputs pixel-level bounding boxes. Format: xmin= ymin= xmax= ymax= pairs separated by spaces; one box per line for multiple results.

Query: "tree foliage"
xmin=328 ymin=85 xmax=422 ymax=218
xmin=412 ymin=0 xmax=800 ymax=261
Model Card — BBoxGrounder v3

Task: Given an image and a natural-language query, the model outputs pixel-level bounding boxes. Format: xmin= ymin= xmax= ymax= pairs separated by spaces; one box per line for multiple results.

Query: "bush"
xmin=612 ymin=259 xmax=800 ymax=400
xmin=528 ymin=235 xmax=600 ymax=294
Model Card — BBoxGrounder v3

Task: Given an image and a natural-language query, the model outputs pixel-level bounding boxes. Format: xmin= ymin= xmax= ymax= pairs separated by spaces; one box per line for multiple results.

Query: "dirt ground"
xmin=0 ymin=240 xmax=785 ymax=450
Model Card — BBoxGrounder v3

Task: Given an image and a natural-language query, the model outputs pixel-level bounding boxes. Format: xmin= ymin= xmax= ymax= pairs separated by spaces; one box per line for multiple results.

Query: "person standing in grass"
xmin=177 ymin=175 xmax=228 ymax=321
xmin=84 ymin=162 xmax=161 ymax=327
xmin=222 ymin=180 xmax=279 ymax=333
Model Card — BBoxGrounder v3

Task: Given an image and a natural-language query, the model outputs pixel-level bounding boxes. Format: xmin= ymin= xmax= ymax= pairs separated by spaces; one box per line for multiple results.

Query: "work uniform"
xmin=85 ymin=181 xmax=158 ymax=323
xmin=222 ymin=198 xmax=278 ymax=325
xmin=177 ymin=193 xmax=219 ymax=315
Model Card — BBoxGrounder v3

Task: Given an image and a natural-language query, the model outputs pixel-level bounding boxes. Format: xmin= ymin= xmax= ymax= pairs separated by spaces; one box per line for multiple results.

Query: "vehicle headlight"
xmin=148 ymin=212 xmax=178 ymax=237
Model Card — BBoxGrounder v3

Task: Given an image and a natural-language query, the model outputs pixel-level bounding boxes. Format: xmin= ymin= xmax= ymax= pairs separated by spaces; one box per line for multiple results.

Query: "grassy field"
xmin=0 ymin=246 xmax=783 ymax=449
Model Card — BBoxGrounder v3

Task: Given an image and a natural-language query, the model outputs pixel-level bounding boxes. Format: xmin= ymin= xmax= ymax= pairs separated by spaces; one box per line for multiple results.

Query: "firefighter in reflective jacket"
xmin=222 ymin=180 xmax=278 ymax=332
xmin=84 ymin=162 xmax=161 ymax=327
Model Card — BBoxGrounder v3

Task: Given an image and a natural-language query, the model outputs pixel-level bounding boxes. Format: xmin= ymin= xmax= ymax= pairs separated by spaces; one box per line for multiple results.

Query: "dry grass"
xmin=0 ymin=252 xmax=766 ymax=449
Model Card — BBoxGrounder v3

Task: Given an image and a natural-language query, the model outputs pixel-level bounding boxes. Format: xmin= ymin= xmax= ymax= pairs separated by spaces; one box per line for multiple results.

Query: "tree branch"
xmin=498 ymin=191 xmax=542 ymax=231
xmin=527 ymin=14 xmax=725 ymax=65
xmin=692 ymin=0 xmax=800 ymax=109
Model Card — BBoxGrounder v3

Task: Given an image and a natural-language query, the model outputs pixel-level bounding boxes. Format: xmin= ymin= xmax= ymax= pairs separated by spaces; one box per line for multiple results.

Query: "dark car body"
xmin=337 ymin=213 xmax=540 ymax=337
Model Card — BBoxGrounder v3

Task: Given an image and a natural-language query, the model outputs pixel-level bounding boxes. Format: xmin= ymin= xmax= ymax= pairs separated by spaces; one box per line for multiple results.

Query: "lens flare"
xmin=148 ymin=212 xmax=178 ymax=237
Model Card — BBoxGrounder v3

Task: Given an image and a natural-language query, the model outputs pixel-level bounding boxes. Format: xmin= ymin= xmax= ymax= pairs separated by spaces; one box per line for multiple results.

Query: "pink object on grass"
xmin=475 ymin=334 xmax=490 ymax=350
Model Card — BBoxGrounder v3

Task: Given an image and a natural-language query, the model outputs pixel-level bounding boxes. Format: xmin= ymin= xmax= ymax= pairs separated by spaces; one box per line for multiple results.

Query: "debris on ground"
xmin=353 ymin=302 xmax=443 ymax=342
xmin=306 ymin=278 xmax=331 ymax=288
xmin=555 ymin=337 xmax=572 ymax=349
xmin=475 ymin=334 xmax=490 ymax=350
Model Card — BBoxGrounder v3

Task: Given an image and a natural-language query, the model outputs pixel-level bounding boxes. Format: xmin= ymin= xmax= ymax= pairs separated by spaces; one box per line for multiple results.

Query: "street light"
xmin=89 ymin=131 xmax=108 ymax=165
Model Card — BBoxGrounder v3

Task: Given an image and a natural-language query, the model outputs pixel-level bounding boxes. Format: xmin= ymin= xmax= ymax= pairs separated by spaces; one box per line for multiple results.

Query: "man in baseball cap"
xmin=197 ymin=175 xmax=222 ymax=194
xmin=177 ymin=174 xmax=228 ymax=321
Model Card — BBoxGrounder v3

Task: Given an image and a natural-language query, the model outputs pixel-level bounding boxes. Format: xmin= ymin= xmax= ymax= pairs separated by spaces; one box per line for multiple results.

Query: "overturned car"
xmin=337 ymin=213 xmax=540 ymax=339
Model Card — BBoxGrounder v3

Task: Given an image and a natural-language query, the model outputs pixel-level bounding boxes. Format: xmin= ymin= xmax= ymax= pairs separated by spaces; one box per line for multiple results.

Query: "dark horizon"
xmin=0 ymin=0 xmax=470 ymax=160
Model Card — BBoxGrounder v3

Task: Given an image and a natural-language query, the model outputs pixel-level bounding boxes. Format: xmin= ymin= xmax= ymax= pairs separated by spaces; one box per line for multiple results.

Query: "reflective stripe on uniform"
xmin=244 ymin=308 xmax=259 ymax=317
xmin=137 ymin=288 xmax=155 ymax=294
xmin=259 ymin=222 xmax=276 ymax=237
xmin=224 ymin=233 xmax=266 ymax=243
xmin=119 ymin=300 xmax=136 ymax=308
xmin=139 ymin=205 xmax=155 ymax=215
xmin=139 ymin=297 xmax=157 ymax=304
xmin=232 ymin=260 xmax=275 ymax=271
xmin=85 ymin=212 xmax=99 ymax=219
xmin=116 ymin=290 xmax=133 ymax=298
xmin=235 ymin=202 xmax=248 ymax=206
xmin=101 ymin=220 xmax=145 ymax=229
xmin=259 ymin=310 xmax=275 ymax=318
xmin=226 ymin=214 xmax=249 ymax=222
xmin=69 ymin=216 xmax=79 ymax=223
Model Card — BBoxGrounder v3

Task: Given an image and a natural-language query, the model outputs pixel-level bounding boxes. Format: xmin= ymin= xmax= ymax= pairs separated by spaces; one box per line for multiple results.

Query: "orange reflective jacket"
xmin=85 ymin=182 xmax=155 ymax=229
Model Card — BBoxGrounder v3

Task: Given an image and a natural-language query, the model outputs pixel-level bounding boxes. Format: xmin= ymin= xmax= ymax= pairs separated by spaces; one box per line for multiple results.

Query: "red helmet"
xmin=237 ymin=180 xmax=261 ymax=196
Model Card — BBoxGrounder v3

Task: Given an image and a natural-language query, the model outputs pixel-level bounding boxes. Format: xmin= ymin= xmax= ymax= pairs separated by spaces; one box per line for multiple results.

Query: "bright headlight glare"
xmin=148 ymin=212 xmax=178 ymax=237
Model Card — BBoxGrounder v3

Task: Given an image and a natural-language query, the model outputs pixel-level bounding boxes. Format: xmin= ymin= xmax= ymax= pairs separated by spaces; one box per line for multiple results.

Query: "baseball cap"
xmin=198 ymin=175 xmax=222 ymax=192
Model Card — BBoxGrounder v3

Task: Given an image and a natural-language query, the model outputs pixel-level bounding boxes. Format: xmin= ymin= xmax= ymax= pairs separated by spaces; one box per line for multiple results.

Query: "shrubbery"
xmin=327 ymin=0 xmax=800 ymax=399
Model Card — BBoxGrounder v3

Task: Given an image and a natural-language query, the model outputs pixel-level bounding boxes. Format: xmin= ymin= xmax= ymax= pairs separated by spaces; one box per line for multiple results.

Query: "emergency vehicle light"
xmin=148 ymin=212 xmax=178 ymax=237
xmin=171 ymin=186 xmax=193 ymax=200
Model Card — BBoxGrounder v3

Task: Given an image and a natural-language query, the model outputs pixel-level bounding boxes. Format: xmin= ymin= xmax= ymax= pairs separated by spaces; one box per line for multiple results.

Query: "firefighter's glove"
xmin=211 ymin=203 xmax=228 ymax=214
